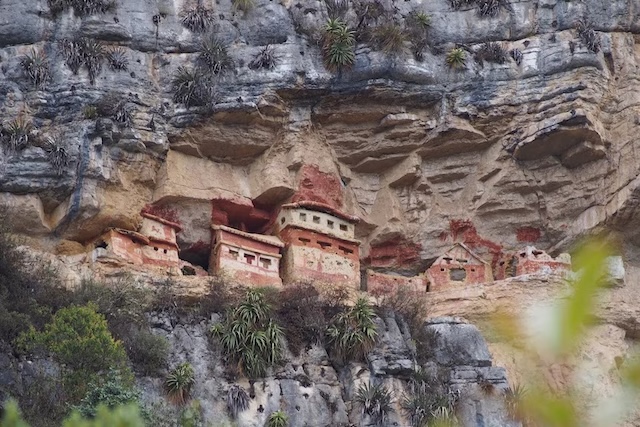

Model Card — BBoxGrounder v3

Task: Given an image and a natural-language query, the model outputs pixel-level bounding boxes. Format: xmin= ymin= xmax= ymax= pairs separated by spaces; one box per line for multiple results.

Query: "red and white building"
xmin=426 ymin=243 xmax=493 ymax=291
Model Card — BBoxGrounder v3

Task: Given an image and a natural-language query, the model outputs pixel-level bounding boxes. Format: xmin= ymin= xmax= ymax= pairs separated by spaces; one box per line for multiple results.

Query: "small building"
xmin=92 ymin=228 xmax=149 ymax=265
xmin=366 ymin=269 xmax=426 ymax=297
xmin=209 ymin=225 xmax=284 ymax=287
xmin=426 ymin=243 xmax=493 ymax=291
xmin=274 ymin=201 xmax=361 ymax=288
xmin=495 ymin=246 xmax=571 ymax=279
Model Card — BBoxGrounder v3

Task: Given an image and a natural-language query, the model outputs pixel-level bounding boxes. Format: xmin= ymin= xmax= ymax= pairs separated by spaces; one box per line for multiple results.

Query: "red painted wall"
xmin=291 ymin=164 xmax=344 ymax=210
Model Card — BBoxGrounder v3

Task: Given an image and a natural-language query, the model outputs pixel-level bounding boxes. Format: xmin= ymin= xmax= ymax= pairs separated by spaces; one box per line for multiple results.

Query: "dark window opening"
xmin=327 ymin=220 xmax=334 ymax=229
xmin=318 ymin=241 xmax=332 ymax=249
xmin=456 ymin=258 xmax=468 ymax=263
xmin=95 ymin=240 xmax=108 ymax=249
xmin=313 ymin=216 xmax=320 ymax=224
xmin=229 ymin=248 xmax=239 ymax=259
xmin=299 ymin=213 xmax=307 ymax=221
xmin=471 ymin=268 xmax=476 ymax=272
xmin=440 ymin=268 xmax=445 ymax=272
xmin=244 ymin=253 xmax=256 ymax=264
xmin=298 ymin=237 xmax=311 ymax=244
xmin=338 ymin=245 xmax=353 ymax=254
xmin=280 ymin=217 xmax=286 ymax=224
xmin=154 ymin=247 xmax=158 ymax=251
xmin=163 ymin=249 xmax=168 ymax=254
xmin=260 ymin=258 xmax=272 ymax=268
xmin=339 ymin=224 xmax=348 ymax=231
xmin=449 ymin=268 xmax=467 ymax=282
xmin=520 ymin=253 xmax=526 ymax=258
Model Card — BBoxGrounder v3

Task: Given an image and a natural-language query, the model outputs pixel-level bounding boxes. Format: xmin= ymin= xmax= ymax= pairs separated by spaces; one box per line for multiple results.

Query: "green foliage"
xmin=124 ymin=327 xmax=169 ymax=376
xmin=401 ymin=376 xmax=459 ymax=427
xmin=322 ymin=18 xmax=355 ymax=71
xmin=504 ymin=384 xmax=528 ymax=423
xmin=73 ymin=372 xmax=140 ymax=418
xmin=106 ymin=47 xmax=129 ymax=71
xmin=172 ymin=66 xmax=215 ymax=108
xmin=177 ymin=400 xmax=204 ymax=427
xmin=58 ymin=38 xmax=106 ymax=85
xmin=0 ymin=401 xmax=30 ymax=427
xmin=48 ymin=0 xmax=117 ymax=17
xmin=93 ymin=92 xmax=134 ymax=127
xmin=326 ymin=297 xmax=377 ymax=364
xmin=405 ymin=11 xmax=431 ymax=60
xmin=373 ymin=22 xmax=407 ymax=54
xmin=575 ymin=18 xmax=600 ymax=53
xmin=266 ymin=410 xmax=288 ymax=427
xmin=43 ymin=135 xmax=70 ymax=176
xmin=445 ymin=47 xmax=466 ymax=69
xmin=165 ymin=362 xmax=195 ymax=405
xmin=211 ymin=288 xmax=284 ymax=378
xmin=0 ymin=117 xmax=34 ymax=152
xmin=354 ymin=382 xmax=394 ymax=426
xmin=249 ymin=45 xmax=278 ymax=70
xmin=83 ymin=105 xmax=98 ymax=119
xmin=226 ymin=384 xmax=250 ymax=419
xmin=198 ymin=33 xmax=233 ymax=75
xmin=181 ymin=5 xmax=215 ymax=33
xmin=232 ymin=0 xmax=255 ymax=13
xmin=475 ymin=41 xmax=507 ymax=64
xmin=21 ymin=49 xmax=51 ymax=89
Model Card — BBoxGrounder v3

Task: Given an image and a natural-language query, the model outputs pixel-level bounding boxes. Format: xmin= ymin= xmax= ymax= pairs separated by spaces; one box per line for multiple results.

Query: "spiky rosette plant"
xmin=182 ymin=5 xmax=215 ymax=32
xmin=232 ymin=0 xmax=254 ymax=13
xmin=21 ymin=49 xmax=51 ymax=89
xmin=575 ymin=18 xmax=601 ymax=53
xmin=107 ymin=47 xmax=129 ymax=71
xmin=79 ymin=37 xmax=106 ymax=84
xmin=0 ymin=117 xmax=33 ymax=153
xmin=325 ymin=0 xmax=349 ymax=20
xmin=476 ymin=41 xmax=507 ymax=64
xmin=249 ymin=45 xmax=278 ymax=70
xmin=406 ymin=11 xmax=431 ymax=61
xmin=165 ymin=362 xmax=195 ymax=405
xmin=267 ymin=410 xmax=289 ymax=427
xmin=446 ymin=47 xmax=466 ymax=69
xmin=227 ymin=384 xmax=250 ymax=419
xmin=43 ymin=135 xmax=70 ymax=176
xmin=355 ymin=382 xmax=394 ymax=426
xmin=210 ymin=289 xmax=284 ymax=379
xmin=326 ymin=297 xmax=377 ymax=364
xmin=198 ymin=33 xmax=233 ymax=75
xmin=373 ymin=21 xmax=407 ymax=55
xmin=322 ymin=18 xmax=355 ymax=71
xmin=171 ymin=66 xmax=215 ymax=108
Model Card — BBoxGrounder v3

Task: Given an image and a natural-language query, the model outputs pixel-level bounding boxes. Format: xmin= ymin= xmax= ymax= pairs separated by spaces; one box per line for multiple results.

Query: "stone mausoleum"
xmin=209 ymin=224 xmax=284 ymax=287
xmin=426 ymin=243 xmax=493 ymax=291
xmin=495 ymin=246 xmax=571 ymax=280
xmin=274 ymin=201 xmax=361 ymax=288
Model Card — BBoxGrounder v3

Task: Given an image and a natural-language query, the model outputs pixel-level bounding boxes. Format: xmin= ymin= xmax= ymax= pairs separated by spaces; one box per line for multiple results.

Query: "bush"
xmin=172 ymin=66 xmax=215 ymax=108
xmin=226 ymin=384 xmax=249 ymax=419
xmin=401 ymin=374 xmax=459 ymax=427
xmin=325 ymin=0 xmax=349 ymax=20
xmin=326 ymin=297 xmax=377 ymax=364
xmin=355 ymin=382 xmax=394 ymax=425
xmin=249 ymin=45 xmax=278 ymax=70
xmin=93 ymin=92 xmax=134 ymax=127
xmin=73 ymin=372 xmax=140 ymax=418
xmin=21 ymin=49 xmax=51 ymax=89
xmin=267 ymin=410 xmax=288 ymax=427
xmin=504 ymin=384 xmax=528 ymax=423
xmin=210 ymin=289 xmax=284 ymax=378
xmin=575 ymin=18 xmax=600 ymax=53
xmin=165 ymin=362 xmax=195 ymax=405
xmin=42 ymin=135 xmax=70 ymax=176
xmin=181 ymin=5 xmax=215 ymax=33
xmin=445 ymin=47 xmax=466 ymax=69
xmin=322 ymin=18 xmax=355 ymax=71
xmin=276 ymin=284 xmax=328 ymax=356
xmin=58 ymin=38 xmax=106 ymax=85
xmin=124 ymin=327 xmax=169 ymax=376
xmin=406 ymin=11 xmax=431 ymax=61
xmin=475 ymin=41 xmax=507 ymax=64
xmin=198 ymin=33 xmax=233 ymax=75
xmin=107 ymin=47 xmax=129 ymax=71
xmin=0 ymin=117 xmax=34 ymax=152
xmin=373 ymin=22 xmax=407 ymax=55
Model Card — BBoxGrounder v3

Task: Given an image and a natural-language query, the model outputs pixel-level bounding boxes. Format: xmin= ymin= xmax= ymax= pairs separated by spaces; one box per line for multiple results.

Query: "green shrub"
xmin=73 ymin=372 xmax=140 ymax=418
xmin=124 ymin=327 xmax=169 ymax=376
xmin=326 ymin=297 xmax=377 ymax=364
xmin=198 ymin=33 xmax=233 ymax=75
xmin=406 ymin=11 xmax=431 ymax=61
xmin=165 ymin=362 xmax=195 ymax=405
xmin=249 ymin=45 xmax=278 ymax=70
xmin=355 ymin=382 xmax=393 ymax=425
xmin=226 ymin=384 xmax=249 ymax=419
xmin=322 ymin=18 xmax=355 ymax=71
xmin=445 ymin=47 xmax=466 ymax=69
xmin=172 ymin=66 xmax=215 ymax=108
xmin=21 ymin=49 xmax=51 ymax=89
xmin=504 ymin=384 xmax=528 ymax=423
xmin=266 ymin=410 xmax=288 ymax=427
xmin=181 ymin=5 xmax=215 ymax=33
xmin=210 ymin=289 xmax=284 ymax=378
xmin=276 ymin=284 xmax=328 ymax=356
xmin=42 ymin=135 xmax=70 ymax=176
xmin=0 ymin=117 xmax=33 ymax=152
xmin=401 ymin=375 xmax=459 ymax=427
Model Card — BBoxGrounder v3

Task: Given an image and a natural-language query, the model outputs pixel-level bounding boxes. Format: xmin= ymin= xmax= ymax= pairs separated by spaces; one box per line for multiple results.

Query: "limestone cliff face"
xmin=2 ymin=0 xmax=640 ymax=273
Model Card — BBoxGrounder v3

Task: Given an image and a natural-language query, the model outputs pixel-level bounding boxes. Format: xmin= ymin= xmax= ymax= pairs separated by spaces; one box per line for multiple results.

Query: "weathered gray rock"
xmin=425 ymin=317 xmax=493 ymax=368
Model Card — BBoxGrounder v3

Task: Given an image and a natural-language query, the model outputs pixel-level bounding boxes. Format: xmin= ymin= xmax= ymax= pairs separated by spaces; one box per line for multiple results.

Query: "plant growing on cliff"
xmin=510 ymin=48 xmax=523 ymax=65
xmin=198 ymin=33 xmax=234 ymax=75
xmin=267 ymin=410 xmax=289 ymax=427
xmin=73 ymin=371 xmax=141 ymax=418
xmin=406 ymin=11 xmax=431 ymax=61
xmin=249 ymin=45 xmax=278 ymax=70
xmin=48 ymin=0 xmax=117 ymax=17
xmin=232 ymin=0 xmax=255 ymax=13
xmin=21 ymin=49 xmax=51 ymax=89
xmin=210 ymin=288 xmax=284 ymax=378
xmin=43 ymin=135 xmax=70 ymax=176
xmin=227 ymin=384 xmax=250 ymax=419
xmin=446 ymin=47 xmax=466 ymax=69
xmin=504 ymin=384 xmax=529 ymax=423
xmin=165 ymin=362 xmax=195 ymax=405
xmin=59 ymin=37 xmax=106 ymax=84
xmin=401 ymin=376 xmax=459 ymax=427
xmin=322 ymin=18 xmax=356 ymax=71
xmin=355 ymin=382 xmax=394 ymax=426
xmin=575 ymin=18 xmax=601 ymax=53
xmin=107 ymin=47 xmax=129 ymax=71
xmin=373 ymin=21 xmax=407 ymax=55
xmin=475 ymin=41 xmax=507 ymax=64
xmin=182 ymin=4 xmax=215 ymax=33
xmin=172 ymin=66 xmax=215 ymax=108
xmin=326 ymin=297 xmax=377 ymax=364
xmin=0 ymin=117 xmax=34 ymax=152
xmin=325 ymin=0 xmax=349 ymax=20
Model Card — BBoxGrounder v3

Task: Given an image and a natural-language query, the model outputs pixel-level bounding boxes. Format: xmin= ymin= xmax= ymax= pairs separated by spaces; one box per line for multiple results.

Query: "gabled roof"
xmin=440 ymin=242 xmax=489 ymax=265
xmin=141 ymin=212 xmax=182 ymax=232
xmin=212 ymin=225 xmax=285 ymax=248
xmin=280 ymin=201 xmax=360 ymax=223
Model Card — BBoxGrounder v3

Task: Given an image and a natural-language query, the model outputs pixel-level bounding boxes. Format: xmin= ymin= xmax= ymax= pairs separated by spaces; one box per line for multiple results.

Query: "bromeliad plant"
xmin=165 ymin=362 xmax=195 ymax=405
xmin=0 ymin=117 xmax=33 ymax=153
xmin=446 ymin=47 xmax=466 ymax=69
xmin=107 ymin=47 xmax=129 ymax=71
xmin=43 ymin=135 xmax=70 ymax=176
xmin=198 ymin=33 xmax=234 ymax=75
xmin=181 ymin=4 xmax=215 ymax=33
xmin=326 ymin=297 xmax=377 ymax=364
xmin=226 ymin=384 xmax=250 ymax=419
xmin=355 ymin=382 xmax=394 ymax=426
xmin=322 ymin=18 xmax=356 ymax=71
xmin=249 ymin=45 xmax=278 ymax=70
xmin=266 ymin=410 xmax=289 ymax=427
xmin=210 ymin=289 xmax=284 ymax=379
xmin=171 ymin=66 xmax=215 ymax=108
xmin=58 ymin=37 xmax=106 ymax=84
xmin=21 ymin=49 xmax=51 ymax=89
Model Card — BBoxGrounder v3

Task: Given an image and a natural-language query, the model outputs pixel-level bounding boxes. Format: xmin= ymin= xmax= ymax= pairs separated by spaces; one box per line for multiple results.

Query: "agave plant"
xmin=504 ymin=384 xmax=528 ymax=421
xmin=401 ymin=379 xmax=458 ymax=427
xmin=248 ymin=45 xmax=278 ymax=70
xmin=210 ymin=289 xmax=284 ymax=378
xmin=43 ymin=135 xmax=70 ymax=176
xmin=355 ymin=382 xmax=393 ymax=426
xmin=107 ymin=47 xmax=129 ymax=71
xmin=373 ymin=22 xmax=407 ymax=55
xmin=227 ymin=384 xmax=250 ymax=419
xmin=78 ymin=37 xmax=106 ymax=84
xmin=476 ymin=41 xmax=507 ymax=64
xmin=171 ymin=66 xmax=215 ymax=108
xmin=406 ymin=11 xmax=431 ymax=61
xmin=198 ymin=33 xmax=233 ymax=75
xmin=0 ymin=117 xmax=33 ymax=152
xmin=165 ymin=362 xmax=195 ymax=405
xmin=326 ymin=297 xmax=377 ymax=363
xmin=322 ymin=18 xmax=355 ymax=71
xmin=232 ymin=0 xmax=254 ymax=13
xmin=58 ymin=38 xmax=83 ymax=74
xmin=325 ymin=0 xmax=349 ymax=20
xmin=266 ymin=410 xmax=288 ymax=427
xmin=575 ymin=18 xmax=600 ymax=53
xmin=21 ymin=49 xmax=51 ymax=89
xmin=446 ymin=47 xmax=466 ymax=69
xmin=181 ymin=5 xmax=215 ymax=32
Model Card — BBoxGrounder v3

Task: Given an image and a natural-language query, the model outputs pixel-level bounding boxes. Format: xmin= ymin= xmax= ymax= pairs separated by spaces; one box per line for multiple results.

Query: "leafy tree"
xmin=211 ymin=289 xmax=284 ymax=378
xmin=73 ymin=371 xmax=140 ymax=418
xmin=326 ymin=297 xmax=378 ymax=364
